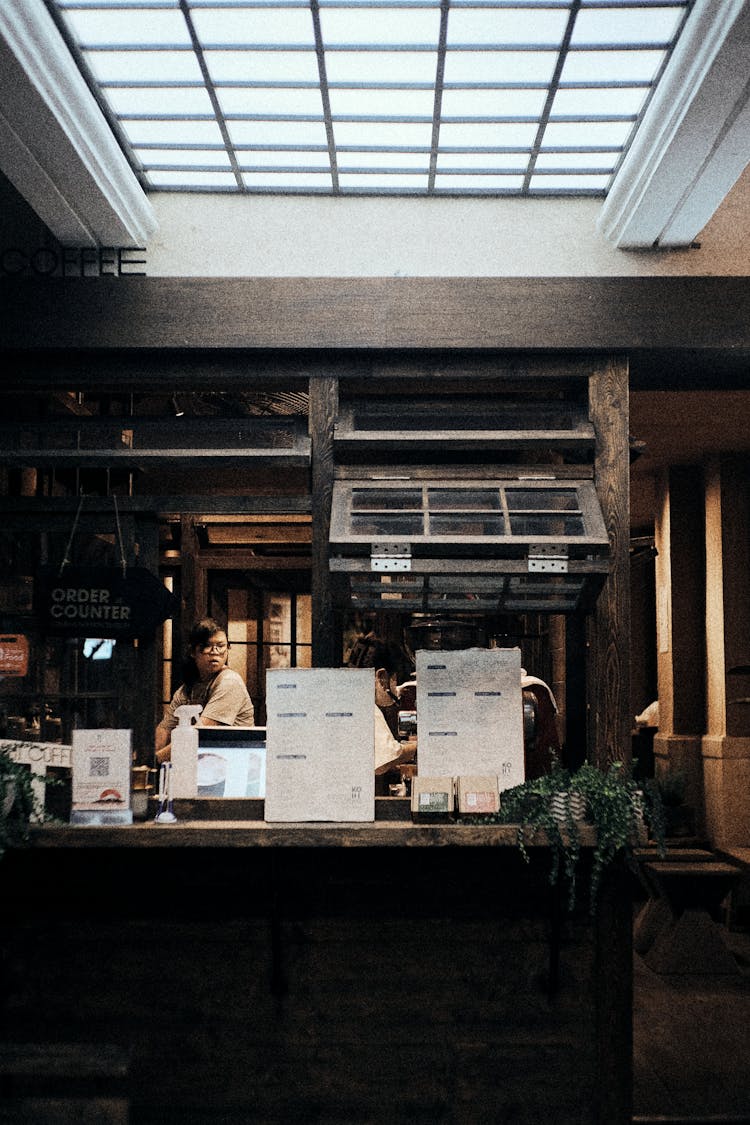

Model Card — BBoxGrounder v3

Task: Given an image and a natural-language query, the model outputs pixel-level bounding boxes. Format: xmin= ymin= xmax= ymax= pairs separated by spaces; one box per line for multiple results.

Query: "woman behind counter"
xmin=155 ymin=617 xmax=254 ymax=765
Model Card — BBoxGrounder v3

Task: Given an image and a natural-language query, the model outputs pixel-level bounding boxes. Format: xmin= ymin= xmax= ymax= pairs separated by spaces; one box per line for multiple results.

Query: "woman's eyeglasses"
xmin=199 ymin=642 xmax=229 ymax=654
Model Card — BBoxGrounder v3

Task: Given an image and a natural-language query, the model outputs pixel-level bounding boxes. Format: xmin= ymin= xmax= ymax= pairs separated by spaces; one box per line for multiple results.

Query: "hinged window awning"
xmin=329 ymin=477 xmax=611 ymax=614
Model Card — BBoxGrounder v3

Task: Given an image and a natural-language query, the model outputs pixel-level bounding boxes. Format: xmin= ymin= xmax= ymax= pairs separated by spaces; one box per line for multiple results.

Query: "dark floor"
xmin=633 ymin=913 xmax=750 ymax=1125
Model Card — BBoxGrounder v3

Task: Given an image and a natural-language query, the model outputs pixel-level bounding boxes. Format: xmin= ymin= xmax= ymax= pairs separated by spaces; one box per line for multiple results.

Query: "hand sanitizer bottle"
xmin=171 ymin=704 xmax=203 ymax=799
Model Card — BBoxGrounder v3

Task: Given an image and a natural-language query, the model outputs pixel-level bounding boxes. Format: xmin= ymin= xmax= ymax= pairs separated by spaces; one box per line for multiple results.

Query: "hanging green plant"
xmin=460 ymin=757 xmax=667 ymax=912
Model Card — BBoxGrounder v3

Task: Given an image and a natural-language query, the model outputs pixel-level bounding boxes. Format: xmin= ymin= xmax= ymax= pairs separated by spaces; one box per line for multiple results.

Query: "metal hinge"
xmin=371 ymin=542 xmax=412 ymax=572
xmin=528 ymin=544 xmax=569 ymax=573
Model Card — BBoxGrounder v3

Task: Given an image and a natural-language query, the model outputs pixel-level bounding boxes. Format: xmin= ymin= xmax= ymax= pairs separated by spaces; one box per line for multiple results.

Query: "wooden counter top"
xmin=29 ymin=818 xmax=595 ymax=849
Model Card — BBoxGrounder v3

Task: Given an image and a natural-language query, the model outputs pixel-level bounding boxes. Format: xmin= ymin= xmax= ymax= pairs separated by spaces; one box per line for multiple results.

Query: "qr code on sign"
xmin=89 ymin=756 xmax=110 ymax=778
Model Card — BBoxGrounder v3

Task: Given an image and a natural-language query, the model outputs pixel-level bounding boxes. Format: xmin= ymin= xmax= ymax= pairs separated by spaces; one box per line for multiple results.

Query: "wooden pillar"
xmin=702 ymin=453 xmax=750 ymax=846
xmin=309 ymin=375 xmax=339 ymax=667
xmin=588 ymin=356 xmax=631 ymax=767
xmin=652 ymin=465 xmax=705 ymax=823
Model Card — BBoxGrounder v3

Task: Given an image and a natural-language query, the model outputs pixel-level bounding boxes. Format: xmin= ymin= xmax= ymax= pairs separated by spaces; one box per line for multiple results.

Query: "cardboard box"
xmin=456 ymin=775 xmax=500 ymax=816
xmin=411 ymin=775 xmax=454 ymax=821
xmin=264 ymin=667 xmax=375 ymax=822
xmin=416 ymin=647 xmax=525 ymax=791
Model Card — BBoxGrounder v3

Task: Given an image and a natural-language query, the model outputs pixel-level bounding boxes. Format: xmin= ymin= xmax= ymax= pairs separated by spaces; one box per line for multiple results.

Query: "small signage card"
xmin=416 ymin=647 xmax=525 ymax=791
xmin=264 ymin=668 xmax=375 ymax=822
xmin=71 ymin=728 xmax=133 ymax=825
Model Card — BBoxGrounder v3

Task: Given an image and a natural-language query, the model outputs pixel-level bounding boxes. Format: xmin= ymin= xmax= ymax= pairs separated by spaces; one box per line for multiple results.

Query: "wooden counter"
xmin=2 ymin=817 xmax=630 ymax=1125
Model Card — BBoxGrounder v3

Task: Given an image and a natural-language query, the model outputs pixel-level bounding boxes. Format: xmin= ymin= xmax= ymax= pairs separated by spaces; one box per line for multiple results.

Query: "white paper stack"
xmin=416 ymin=647 xmax=525 ymax=791
xmin=264 ymin=667 xmax=375 ymax=822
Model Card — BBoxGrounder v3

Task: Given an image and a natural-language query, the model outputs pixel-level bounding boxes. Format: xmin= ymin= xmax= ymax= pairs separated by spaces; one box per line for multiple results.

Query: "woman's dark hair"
xmin=347 ymin=632 xmax=412 ymax=683
xmin=182 ymin=617 xmax=228 ymax=688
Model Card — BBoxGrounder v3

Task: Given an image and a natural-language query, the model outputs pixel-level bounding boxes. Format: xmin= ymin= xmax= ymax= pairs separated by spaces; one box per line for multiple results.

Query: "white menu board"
xmin=416 ymin=648 xmax=525 ymax=790
xmin=71 ymin=728 xmax=133 ymax=824
xmin=264 ymin=667 xmax=375 ymax=822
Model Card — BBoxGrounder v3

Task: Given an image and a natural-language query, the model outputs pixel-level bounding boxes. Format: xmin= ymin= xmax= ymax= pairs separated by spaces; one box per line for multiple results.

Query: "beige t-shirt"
xmin=162 ymin=667 xmax=254 ymax=734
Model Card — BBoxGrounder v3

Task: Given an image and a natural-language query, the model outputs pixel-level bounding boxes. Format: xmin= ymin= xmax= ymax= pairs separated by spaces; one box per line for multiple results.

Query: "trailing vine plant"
xmin=0 ymin=742 xmax=60 ymax=862
xmin=460 ymin=756 xmax=667 ymax=913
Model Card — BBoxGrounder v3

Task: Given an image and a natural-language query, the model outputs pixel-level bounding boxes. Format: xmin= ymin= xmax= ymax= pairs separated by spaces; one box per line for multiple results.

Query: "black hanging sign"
xmin=35 ymin=566 xmax=178 ymax=639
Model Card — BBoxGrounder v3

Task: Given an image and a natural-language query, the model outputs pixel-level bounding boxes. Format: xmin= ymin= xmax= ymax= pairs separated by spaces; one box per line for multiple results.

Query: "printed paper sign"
xmin=416 ymin=648 xmax=525 ymax=790
xmin=264 ymin=668 xmax=375 ymax=822
xmin=71 ymin=728 xmax=132 ymax=822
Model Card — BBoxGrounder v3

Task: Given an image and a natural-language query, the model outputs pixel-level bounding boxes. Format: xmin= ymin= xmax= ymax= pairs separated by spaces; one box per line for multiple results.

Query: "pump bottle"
xmin=170 ymin=703 xmax=203 ymax=798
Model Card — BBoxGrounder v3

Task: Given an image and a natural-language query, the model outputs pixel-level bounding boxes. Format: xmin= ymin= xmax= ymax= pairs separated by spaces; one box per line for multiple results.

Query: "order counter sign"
xmin=35 ymin=565 xmax=178 ymax=639
xmin=0 ymin=634 xmax=29 ymax=677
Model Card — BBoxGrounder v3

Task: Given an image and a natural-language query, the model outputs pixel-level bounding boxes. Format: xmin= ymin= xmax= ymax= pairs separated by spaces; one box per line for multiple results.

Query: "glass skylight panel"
xmin=443 ymin=50 xmax=558 ymax=85
xmin=217 ymin=87 xmax=325 ymax=116
xmin=48 ymin=0 xmax=691 ymax=196
xmin=328 ymin=89 xmax=436 ymax=117
xmin=441 ymin=88 xmax=548 ymax=119
xmin=333 ymin=122 xmax=433 ymax=147
xmin=190 ymin=7 xmax=316 ymax=45
xmin=228 ymin=120 xmax=329 ymax=146
xmin=121 ymin=120 xmax=226 ymax=146
xmin=205 ymin=49 xmax=321 ymax=83
xmin=325 ymin=50 xmax=438 ymax=84
xmin=337 ymin=172 xmax=428 ymax=190
xmin=446 ymin=7 xmax=569 ymax=45
xmin=319 ymin=8 xmax=441 ymax=44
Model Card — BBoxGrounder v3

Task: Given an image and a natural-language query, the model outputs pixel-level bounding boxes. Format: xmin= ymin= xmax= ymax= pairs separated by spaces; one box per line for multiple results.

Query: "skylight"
xmin=45 ymin=0 xmax=692 ymax=196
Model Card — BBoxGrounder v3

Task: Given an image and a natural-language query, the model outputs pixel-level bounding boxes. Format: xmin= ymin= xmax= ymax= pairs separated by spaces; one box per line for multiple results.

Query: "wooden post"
xmin=589 ymin=356 xmax=631 ymax=767
xmin=309 ymin=375 xmax=339 ymax=667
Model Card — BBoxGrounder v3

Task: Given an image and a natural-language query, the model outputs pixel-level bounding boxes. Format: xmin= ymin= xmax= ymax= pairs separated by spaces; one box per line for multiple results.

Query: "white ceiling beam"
xmin=0 ymin=0 xmax=157 ymax=248
xmin=597 ymin=0 xmax=750 ymax=249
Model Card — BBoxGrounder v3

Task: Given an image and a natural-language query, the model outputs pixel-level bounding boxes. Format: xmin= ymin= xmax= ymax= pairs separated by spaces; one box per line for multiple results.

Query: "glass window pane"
xmin=534 ymin=152 xmax=617 ymax=172
xmin=338 ymin=172 xmax=429 ymax=189
xmin=437 ymin=153 xmax=526 ymax=171
xmin=529 ymin=173 xmax=611 ymax=191
xmin=552 ymin=86 xmax=648 ymax=117
xmin=62 ymin=9 xmax=189 ymax=45
xmin=444 ymin=50 xmax=557 ymax=84
xmin=239 ymin=151 xmax=331 ymax=169
xmin=542 ymin=120 xmax=634 ymax=147
xmin=106 ymin=86 xmax=215 ymax=115
xmin=447 ymin=9 xmax=568 ymax=46
xmin=339 ymin=152 xmax=430 ymax=170
xmin=351 ymin=513 xmax=425 ymax=535
xmin=147 ymin=169 xmax=238 ymax=187
xmin=136 ymin=148 xmax=231 ymax=169
xmin=506 ymin=490 xmax=579 ymax=511
xmin=218 ymin=87 xmax=325 ymax=116
xmin=122 ymin=120 xmax=225 ymax=145
xmin=334 ymin=122 xmax=433 ymax=146
xmin=320 ymin=9 xmax=441 ymax=45
xmin=326 ymin=50 xmax=438 ymax=84
xmin=191 ymin=8 xmax=316 ymax=45
xmin=429 ymin=514 xmax=506 ymax=535
xmin=572 ymin=8 xmax=684 ymax=45
xmin=328 ymin=88 xmax=436 ymax=117
xmin=206 ymin=50 xmax=321 ymax=83
xmin=509 ymin=515 xmax=585 ymax=535
xmin=228 ymin=120 xmax=328 ymax=146
xmin=428 ymin=489 xmax=501 ymax=510
xmin=441 ymin=88 xmax=547 ymax=118
xmin=561 ymin=48 xmax=666 ymax=84
xmin=439 ymin=121 xmax=538 ymax=147
xmin=84 ymin=48 xmax=201 ymax=83
xmin=241 ymin=170 xmax=332 ymax=188
xmin=435 ymin=173 xmax=525 ymax=190
xmin=351 ymin=488 xmax=422 ymax=510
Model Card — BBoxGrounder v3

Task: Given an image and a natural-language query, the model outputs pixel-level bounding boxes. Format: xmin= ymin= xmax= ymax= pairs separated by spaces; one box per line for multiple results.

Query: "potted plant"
xmin=0 ymin=742 xmax=55 ymax=862
xmin=461 ymin=757 xmax=666 ymax=912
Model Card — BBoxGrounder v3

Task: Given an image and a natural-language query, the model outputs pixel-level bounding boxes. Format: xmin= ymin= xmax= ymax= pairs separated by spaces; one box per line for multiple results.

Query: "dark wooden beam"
xmin=1 ymin=277 xmax=749 ymax=353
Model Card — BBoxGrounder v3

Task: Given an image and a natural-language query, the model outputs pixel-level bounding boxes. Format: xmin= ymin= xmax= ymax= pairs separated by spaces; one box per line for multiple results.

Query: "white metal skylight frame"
xmin=43 ymin=0 xmax=693 ymax=197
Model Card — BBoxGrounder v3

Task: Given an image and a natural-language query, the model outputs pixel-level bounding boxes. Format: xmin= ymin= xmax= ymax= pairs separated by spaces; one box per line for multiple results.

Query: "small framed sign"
xmin=71 ymin=729 xmax=133 ymax=825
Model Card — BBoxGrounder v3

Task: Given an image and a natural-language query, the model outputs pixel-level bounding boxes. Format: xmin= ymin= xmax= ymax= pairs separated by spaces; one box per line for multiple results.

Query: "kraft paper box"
xmin=411 ymin=775 xmax=454 ymax=821
xmin=416 ymin=647 xmax=525 ymax=791
xmin=457 ymin=775 xmax=501 ymax=816
xmin=264 ymin=667 xmax=375 ymax=822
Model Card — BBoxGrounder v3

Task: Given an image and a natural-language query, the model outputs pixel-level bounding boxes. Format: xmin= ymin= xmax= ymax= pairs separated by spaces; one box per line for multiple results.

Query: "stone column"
xmin=652 ymin=465 xmax=705 ymax=832
xmin=702 ymin=454 xmax=750 ymax=847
